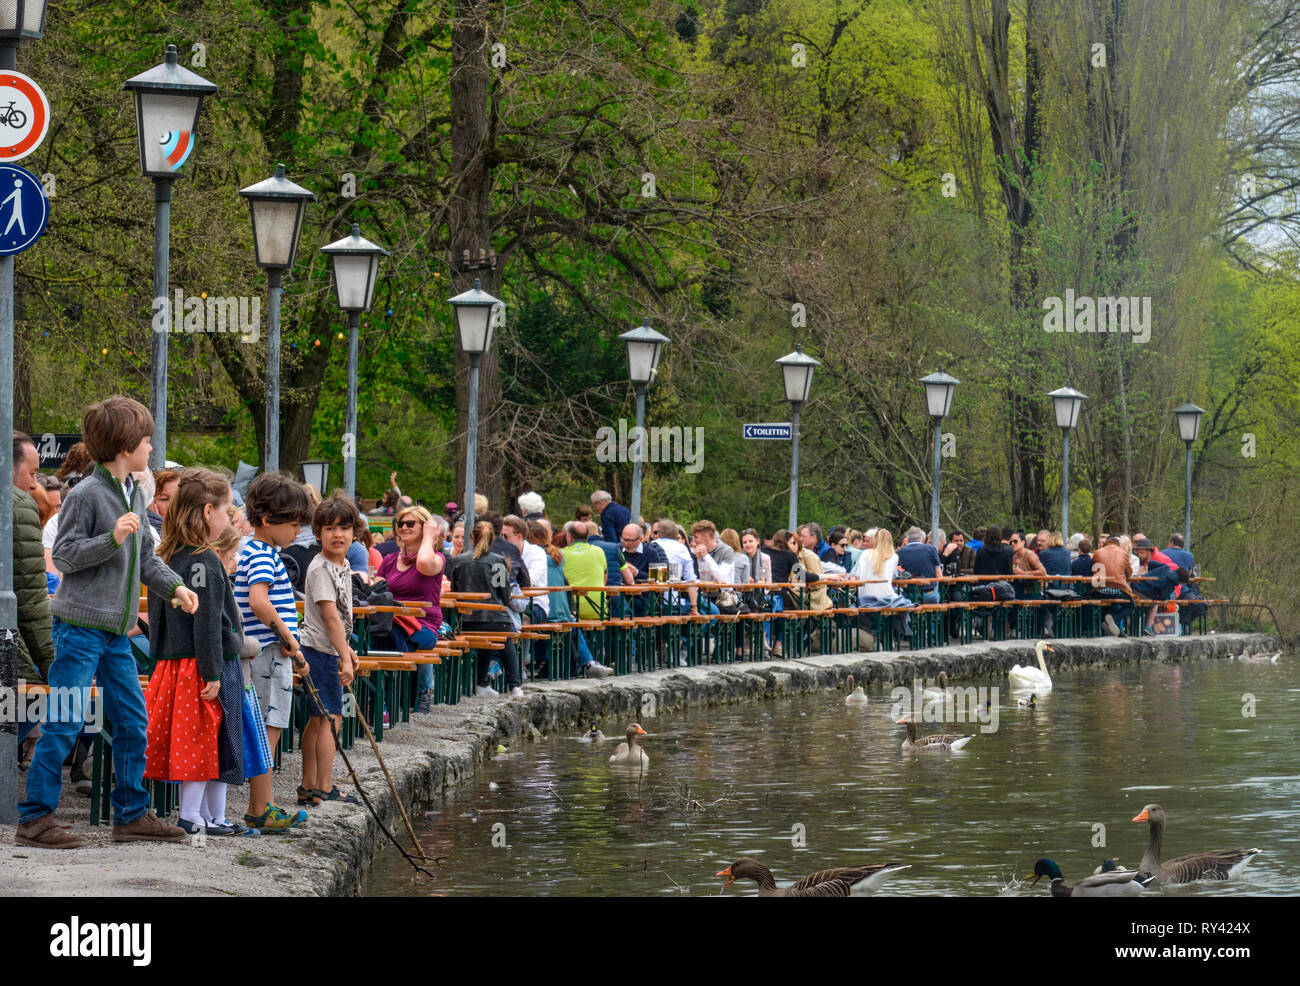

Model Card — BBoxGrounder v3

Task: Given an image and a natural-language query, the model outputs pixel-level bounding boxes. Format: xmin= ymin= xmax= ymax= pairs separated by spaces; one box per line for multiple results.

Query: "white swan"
xmin=844 ymin=673 xmax=869 ymax=706
xmin=1009 ymin=640 xmax=1053 ymax=693
xmin=609 ymin=724 xmax=649 ymax=768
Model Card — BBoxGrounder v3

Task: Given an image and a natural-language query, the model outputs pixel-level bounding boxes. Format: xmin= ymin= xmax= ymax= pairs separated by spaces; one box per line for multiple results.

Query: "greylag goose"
xmin=844 ymin=674 xmax=869 ymax=706
xmin=717 ymin=857 xmax=909 ymax=897
xmin=1009 ymin=641 xmax=1053 ymax=692
xmin=1029 ymin=858 xmax=1153 ymax=897
xmin=1131 ymin=804 xmax=1260 ymax=885
xmin=609 ymin=724 xmax=649 ymax=768
xmin=897 ymin=717 xmax=973 ymax=752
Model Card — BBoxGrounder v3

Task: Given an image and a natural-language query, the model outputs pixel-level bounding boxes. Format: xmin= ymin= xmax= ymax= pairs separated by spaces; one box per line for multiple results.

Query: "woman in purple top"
xmin=377 ymin=505 xmax=446 ymax=712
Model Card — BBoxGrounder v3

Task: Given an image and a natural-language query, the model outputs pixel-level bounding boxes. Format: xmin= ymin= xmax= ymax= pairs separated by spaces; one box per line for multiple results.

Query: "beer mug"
xmin=668 ymin=561 xmax=681 ymax=582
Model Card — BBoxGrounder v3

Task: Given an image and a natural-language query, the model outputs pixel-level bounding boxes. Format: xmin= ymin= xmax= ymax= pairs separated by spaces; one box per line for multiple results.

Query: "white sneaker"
xmin=1104 ymin=615 xmax=1121 ymax=637
xmin=509 ymin=686 xmax=524 ymax=697
xmin=475 ymin=685 xmax=500 ymax=698
xmin=583 ymin=661 xmax=614 ymax=678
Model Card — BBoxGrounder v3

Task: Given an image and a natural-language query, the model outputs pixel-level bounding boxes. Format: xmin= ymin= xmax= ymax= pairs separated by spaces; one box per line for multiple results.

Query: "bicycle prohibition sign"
xmin=0 ymin=70 xmax=50 ymax=163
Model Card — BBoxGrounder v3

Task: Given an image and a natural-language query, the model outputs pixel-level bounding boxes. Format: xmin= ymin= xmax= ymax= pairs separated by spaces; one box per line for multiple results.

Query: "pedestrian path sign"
xmin=0 ymin=164 xmax=48 ymax=255
xmin=0 ymin=70 xmax=50 ymax=163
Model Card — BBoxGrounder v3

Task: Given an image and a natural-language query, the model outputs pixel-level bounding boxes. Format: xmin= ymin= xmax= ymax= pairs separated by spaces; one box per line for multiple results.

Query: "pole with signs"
xmin=0 ymin=4 xmax=52 ymax=826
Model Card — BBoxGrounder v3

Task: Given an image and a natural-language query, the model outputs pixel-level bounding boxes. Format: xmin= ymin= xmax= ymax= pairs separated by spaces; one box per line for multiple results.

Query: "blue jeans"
xmin=20 ymin=620 xmax=150 ymax=826
xmin=393 ymin=624 xmax=438 ymax=693
xmin=920 ymin=589 xmax=940 ymax=605
xmin=1093 ymin=588 xmax=1132 ymax=629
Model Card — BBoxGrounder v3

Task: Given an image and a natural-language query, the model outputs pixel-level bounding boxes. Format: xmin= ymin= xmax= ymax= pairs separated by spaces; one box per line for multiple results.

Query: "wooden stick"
xmin=345 ymin=683 xmax=428 ymax=860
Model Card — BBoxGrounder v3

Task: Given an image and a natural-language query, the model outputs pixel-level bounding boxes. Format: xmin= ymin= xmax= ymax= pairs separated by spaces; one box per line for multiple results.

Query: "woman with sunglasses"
xmin=377 ymin=505 xmax=446 ymax=712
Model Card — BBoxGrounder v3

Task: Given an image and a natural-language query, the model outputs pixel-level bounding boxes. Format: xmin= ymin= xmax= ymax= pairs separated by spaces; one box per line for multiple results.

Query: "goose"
xmin=921 ymin=671 xmax=950 ymax=703
xmin=609 ymin=724 xmax=649 ymax=768
xmin=897 ymin=717 xmax=973 ymax=752
xmin=1009 ymin=640 xmax=1054 ymax=692
xmin=579 ymin=724 xmax=606 ymax=743
xmin=717 ymin=857 xmax=910 ymax=897
xmin=844 ymin=674 xmax=869 ymax=706
xmin=1029 ymin=858 xmax=1154 ymax=897
xmin=1131 ymin=804 xmax=1261 ymax=885
xmin=1016 ymin=693 xmax=1037 ymax=709
xmin=1093 ymin=858 xmax=1127 ymax=875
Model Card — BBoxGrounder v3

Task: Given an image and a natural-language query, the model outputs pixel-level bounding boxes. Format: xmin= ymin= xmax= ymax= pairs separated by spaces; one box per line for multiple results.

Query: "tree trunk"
xmin=450 ymin=0 xmax=503 ymax=512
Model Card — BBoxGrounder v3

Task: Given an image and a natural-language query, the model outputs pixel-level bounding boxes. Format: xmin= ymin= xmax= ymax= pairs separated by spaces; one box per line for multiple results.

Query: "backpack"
xmin=971 ymin=580 xmax=1015 ymax=602
xmin=280 ymin=543 xmax=320 ymax=594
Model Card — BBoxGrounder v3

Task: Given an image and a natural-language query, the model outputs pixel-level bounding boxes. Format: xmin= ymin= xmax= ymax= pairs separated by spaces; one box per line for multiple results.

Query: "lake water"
xmin=364 ymin=655 xmax=1298 ymax=896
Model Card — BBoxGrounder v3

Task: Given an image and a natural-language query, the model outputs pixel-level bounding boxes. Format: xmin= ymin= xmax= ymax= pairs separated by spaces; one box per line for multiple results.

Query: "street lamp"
xmin=300 ymin=459 xmax=330 ymax=497
xmin=1173 ymin=400 xmax=1205 ymax=551
xmin=123 ymin=43 xmax=218 ymax=468
xmin=920 ymin=369 xmax=959 ymax=545
xmin=619 ymin=318 xmax=670 ymax=523
xmin=1048 ymin=384 xmax=1087 ymax=540
xmin=321 ymin=224 xmax=389 ymax=499
xmin=448 ymin=278 xmax=504 ymax=539
xmin=239 ymin=164 xmax=316 ymax=474
xmin=0 ymin=0 xmax=49 ymax=836
xmin=776 ymin=344 xmax=821 ymax=531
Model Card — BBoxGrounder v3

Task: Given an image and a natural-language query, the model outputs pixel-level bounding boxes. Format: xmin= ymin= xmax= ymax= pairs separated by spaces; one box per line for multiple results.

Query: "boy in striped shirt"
xmin=235 ymin=473 xmax=312 ymax=830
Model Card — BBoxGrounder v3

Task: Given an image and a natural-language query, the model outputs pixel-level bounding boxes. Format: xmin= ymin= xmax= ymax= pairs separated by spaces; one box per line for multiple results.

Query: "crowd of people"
xmin=7 ymin=394 xmax=1208 ymax=849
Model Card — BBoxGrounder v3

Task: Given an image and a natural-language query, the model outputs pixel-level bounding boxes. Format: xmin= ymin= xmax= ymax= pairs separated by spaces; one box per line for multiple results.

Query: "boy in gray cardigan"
xmin=16 ymin=396 xmax=200 ymax=848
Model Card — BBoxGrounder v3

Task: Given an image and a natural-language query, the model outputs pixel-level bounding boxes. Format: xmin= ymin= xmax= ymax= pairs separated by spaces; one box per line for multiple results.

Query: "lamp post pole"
xmin=789 ymin=400 xmax=802 ymax=532
xmin=930 ymin=415 xmax=942 ymax=546
xmin=1184 ymin=439 xmax=1193 ymax=551
xmin=344 ymin=310 xmax=360 ymax=498
xmin=630 ymin=381 xmax=647 ymax=523
xmin=1061 ymin=428 xmax=1071 ymax=540
xmin=1173 ymin=401 xmax=1204 ymax=554
xmin=264 ymin=268 xmax=283 ymax=472
xmin=150 ymin=177 xmax=173 ymax=468
xmin=464 ymin=352 xmax=482 ymax=537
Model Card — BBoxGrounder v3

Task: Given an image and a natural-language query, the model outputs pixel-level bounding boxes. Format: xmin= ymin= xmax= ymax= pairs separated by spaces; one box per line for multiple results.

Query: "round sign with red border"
xmin=0 ymin=70 xmax=50 ymax=163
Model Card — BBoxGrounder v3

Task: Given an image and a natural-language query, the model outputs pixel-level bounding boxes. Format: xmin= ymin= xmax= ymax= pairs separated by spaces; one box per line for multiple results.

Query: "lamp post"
xmin=448 ymin=278 xmax=503 ymax=540
xmin=618 ymin=318 xmax=669 ymax=524
xmin=238 ymin=164 xmax=315 ymax=474
xmin=0 ymin=0 xmax=50 ymax=828
xmin=300 ymin=459 xmax=330 ymax=496
xmin=1173 ymin=400 xmax=1205 ymax=551
xmin=123 ymin=43 xmax=218 ymax=469
xmin=776 ymin=345 xmax=821 ymax=531
xmin=1048 ymin=384 xmax=1087 ymax=540
xmin=920 ymin=369 xmax=959 ymax=546
xmin=321 ymin=224 xmax=388 ymax=499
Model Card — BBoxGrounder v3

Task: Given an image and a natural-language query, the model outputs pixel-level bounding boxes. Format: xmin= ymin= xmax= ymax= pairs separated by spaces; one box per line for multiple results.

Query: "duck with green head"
xmin=1029 ymin=857 xmax=1153 ymax=897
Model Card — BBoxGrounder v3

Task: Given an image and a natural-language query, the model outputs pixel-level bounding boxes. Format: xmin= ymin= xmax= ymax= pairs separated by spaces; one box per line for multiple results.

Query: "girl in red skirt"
xmin=146 ymin=468 xmax=248 ymax=835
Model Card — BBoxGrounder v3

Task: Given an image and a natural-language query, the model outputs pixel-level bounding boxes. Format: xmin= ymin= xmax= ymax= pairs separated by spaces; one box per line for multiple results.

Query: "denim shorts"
xmin=301 ymin=645 xmax=344 ymax=717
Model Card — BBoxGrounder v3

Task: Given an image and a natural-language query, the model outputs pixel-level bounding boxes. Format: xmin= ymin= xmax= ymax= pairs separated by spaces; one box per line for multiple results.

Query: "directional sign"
xmin=0 ymin=70 xmax=50 ymax=162
xmin=0 ymin=164 xmax=49 ymax=255
xmin=743 ymin=422 xmax=793 ymax=440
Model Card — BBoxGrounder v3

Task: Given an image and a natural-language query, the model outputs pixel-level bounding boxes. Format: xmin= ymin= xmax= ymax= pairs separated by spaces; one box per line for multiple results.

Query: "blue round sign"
xmin=0 ymin=163 xmax=48 ymax=255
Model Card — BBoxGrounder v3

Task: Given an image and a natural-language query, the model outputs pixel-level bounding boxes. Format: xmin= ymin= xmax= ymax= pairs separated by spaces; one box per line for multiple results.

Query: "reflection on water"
xmin=364 ymin=658 xmax=1299 ymax=897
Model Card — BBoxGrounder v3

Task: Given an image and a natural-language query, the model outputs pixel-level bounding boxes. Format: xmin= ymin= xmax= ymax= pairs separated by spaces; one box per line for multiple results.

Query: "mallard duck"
xmin=844 ymin=674 xmax=869 ymax=706
xmin=1009 ymin=640 xmax=1054 ymax=692
xmin=1132 ymin=804 xmax=1260 ymax=885
xmin=921 ymin=671 xmax=950 ymax=703
xmin=579 ymin=724 xmax=605 ymax=743
xmin=896 ymin=717 xmax=973 ymax=752
xmin=717 ymin=857 xmax=909 ymax=897
xmin=1016 ymin=693 xmax=1037 ymax=709
xmin=609 ymin=724 xmax=649 ymax=768
xmin=1029 ymin=858 xmax=1153 ymax=897
xmin=1093 ymin=858 xmax=1127 ymax=874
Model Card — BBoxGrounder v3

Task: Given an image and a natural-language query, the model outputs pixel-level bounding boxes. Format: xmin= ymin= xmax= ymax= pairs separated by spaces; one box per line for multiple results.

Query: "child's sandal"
xmin=296 ymin=785 xmax=322 ymax=807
